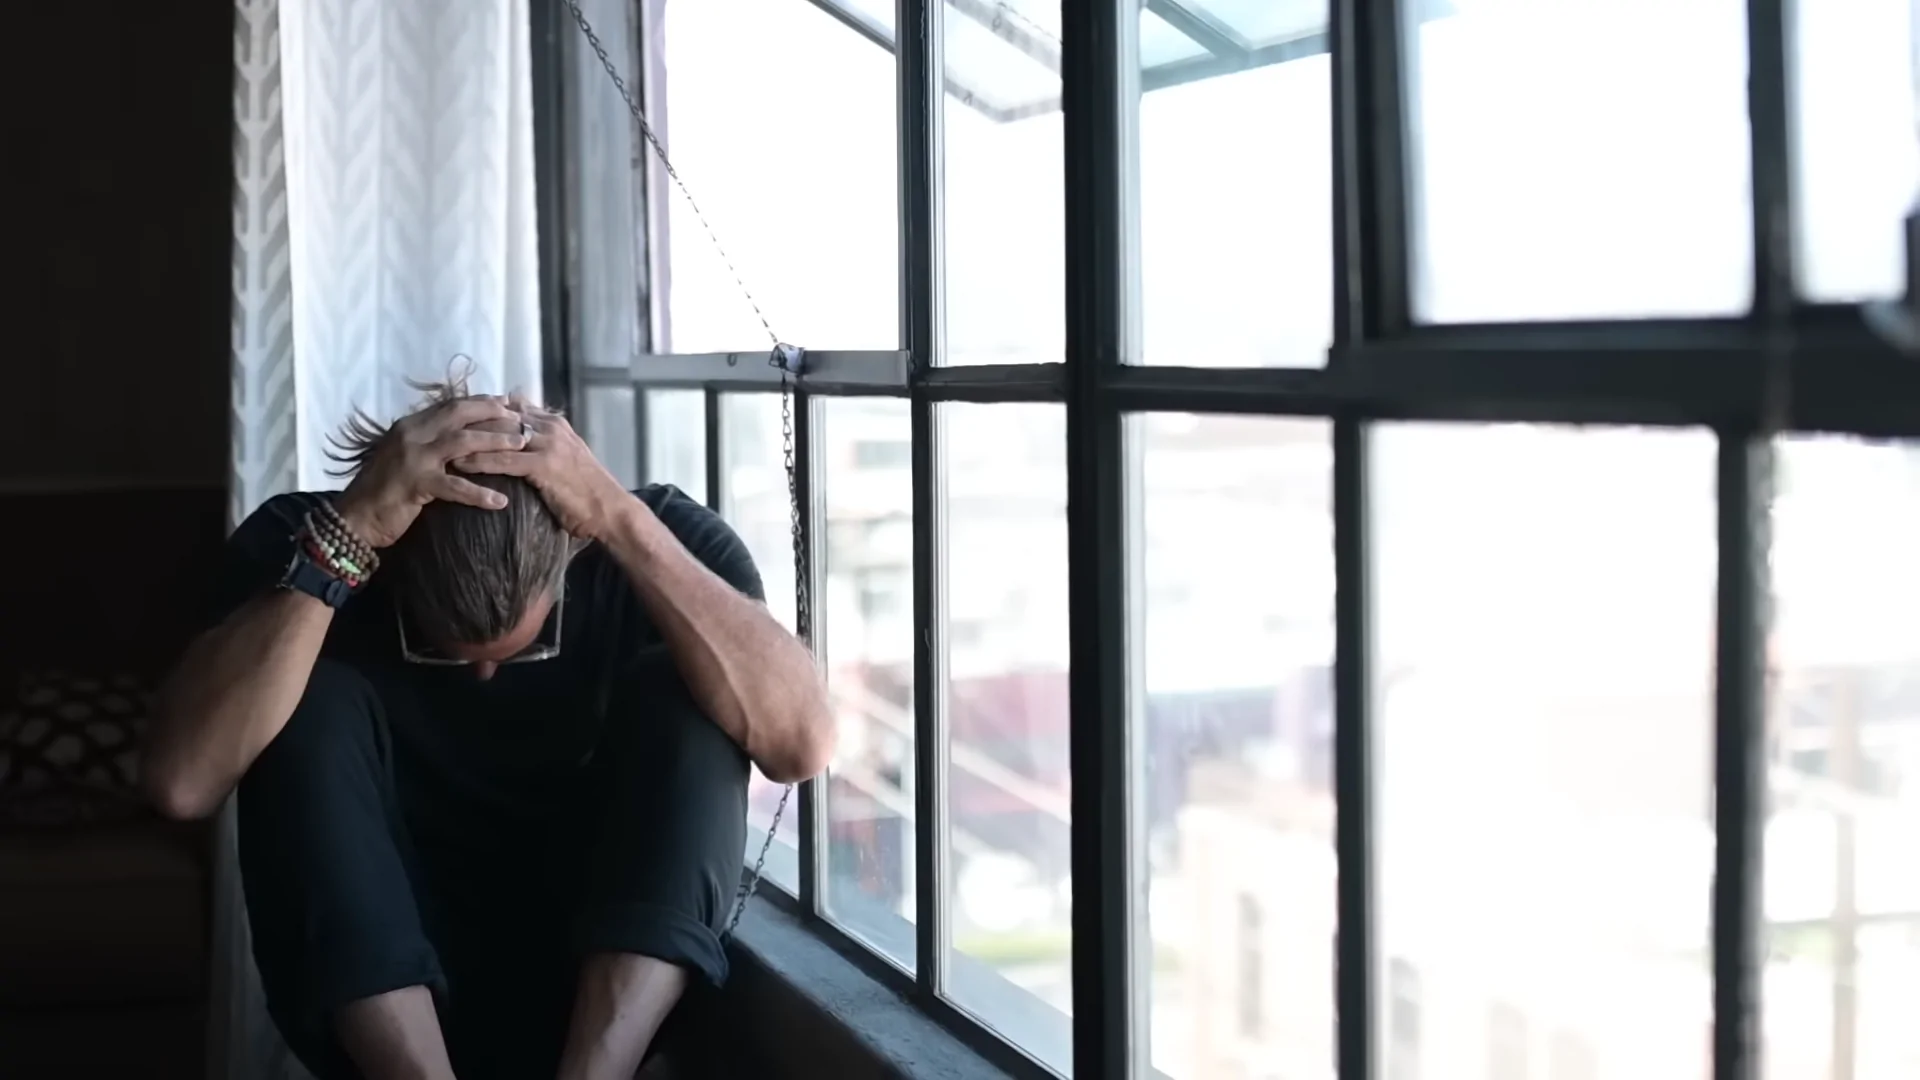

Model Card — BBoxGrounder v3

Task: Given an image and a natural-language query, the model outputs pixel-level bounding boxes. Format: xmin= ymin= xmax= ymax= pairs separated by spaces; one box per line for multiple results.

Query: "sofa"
xmin=0 ymin=487 xmax=227 ymax=1080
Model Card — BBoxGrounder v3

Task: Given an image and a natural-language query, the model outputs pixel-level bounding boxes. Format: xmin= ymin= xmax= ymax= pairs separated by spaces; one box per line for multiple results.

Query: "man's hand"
xmin=453 ymin=403 xmax=634 ymax=542
xmin=334 ymin=395 xmax=528 ymax=548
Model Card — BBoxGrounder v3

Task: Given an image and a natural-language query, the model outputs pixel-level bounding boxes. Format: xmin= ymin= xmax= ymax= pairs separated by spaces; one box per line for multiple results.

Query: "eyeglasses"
xmin=396 ymin=587 xmax=565 ymax=666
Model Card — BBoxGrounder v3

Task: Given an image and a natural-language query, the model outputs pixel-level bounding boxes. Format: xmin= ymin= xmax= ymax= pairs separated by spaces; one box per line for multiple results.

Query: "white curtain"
xmin=224 ymin=0 xmax=540 ymax=1074
xmin=281 ymin=0 xmax=543 ymax=488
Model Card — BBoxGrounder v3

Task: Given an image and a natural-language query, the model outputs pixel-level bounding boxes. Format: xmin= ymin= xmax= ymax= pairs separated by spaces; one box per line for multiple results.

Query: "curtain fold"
xmin=224 ymin=0 xmax=540 ymax=1074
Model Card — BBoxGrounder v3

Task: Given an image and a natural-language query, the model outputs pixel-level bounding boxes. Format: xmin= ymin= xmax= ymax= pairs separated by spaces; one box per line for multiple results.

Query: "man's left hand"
xmin=453 ymin=403 xmax=637 ymax=542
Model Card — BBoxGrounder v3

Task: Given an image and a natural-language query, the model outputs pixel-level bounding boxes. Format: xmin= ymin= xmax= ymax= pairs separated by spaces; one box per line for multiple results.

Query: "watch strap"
xmin=279 ymin=549 xmax=357 ymax=609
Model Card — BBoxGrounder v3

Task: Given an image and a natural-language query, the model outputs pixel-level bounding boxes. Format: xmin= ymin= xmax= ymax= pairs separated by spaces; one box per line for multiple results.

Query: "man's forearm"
xmin=144 ymin=589 xmax=335 ymax=819
xmin=601 ymin=500 xmax=834 ymax=782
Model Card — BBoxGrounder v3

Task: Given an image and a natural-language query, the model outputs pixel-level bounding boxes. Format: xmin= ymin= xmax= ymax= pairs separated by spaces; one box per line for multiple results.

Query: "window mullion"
xmin=703 ymin=388 xmax=723 ymax=513
xmin=1064 ymin=0 xmax=1138 ymax=1075
xmin=797 ymin=389 xmax=824 ymax=914
xmin=1332 ymin=416 xmax=1376 ymax=1080
xmin=1330 ymin=0 xmax=1410 ymax=347
xmin=1713 ymin=432 xmax=1771 ymax=1080
xmin=898 ymin=0 xmax=948 ymax=995
xmin=1746 ymin=0 xmax=1795 ymax=316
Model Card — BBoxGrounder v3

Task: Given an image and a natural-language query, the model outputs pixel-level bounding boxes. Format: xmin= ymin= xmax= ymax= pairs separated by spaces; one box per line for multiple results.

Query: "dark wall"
xmin=8 ymin=1 xmax=232 ymax=491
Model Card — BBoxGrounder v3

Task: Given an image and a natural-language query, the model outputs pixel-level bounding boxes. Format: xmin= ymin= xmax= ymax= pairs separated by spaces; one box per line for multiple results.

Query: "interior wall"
xmin=7 ymin=0 xmax=232 ymax=492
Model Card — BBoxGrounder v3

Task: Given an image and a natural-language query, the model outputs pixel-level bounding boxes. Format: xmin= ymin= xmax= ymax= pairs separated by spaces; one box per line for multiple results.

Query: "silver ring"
xmin=519 ymin=420 xmax=532 ymax=440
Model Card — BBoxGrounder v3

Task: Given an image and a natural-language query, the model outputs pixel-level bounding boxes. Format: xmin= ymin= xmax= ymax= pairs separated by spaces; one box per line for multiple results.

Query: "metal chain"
xmin=567 ymin=0 xmax=800 ymax=938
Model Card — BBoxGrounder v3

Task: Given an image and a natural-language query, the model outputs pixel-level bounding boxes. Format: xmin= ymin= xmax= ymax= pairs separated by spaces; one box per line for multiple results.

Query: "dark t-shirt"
xmin=215 ymin=484 xmax=763 ymax=871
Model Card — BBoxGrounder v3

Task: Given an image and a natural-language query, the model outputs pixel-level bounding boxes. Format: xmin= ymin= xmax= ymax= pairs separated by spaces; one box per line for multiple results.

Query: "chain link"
xmin=567 ymin=0 xmax=799 ymax=937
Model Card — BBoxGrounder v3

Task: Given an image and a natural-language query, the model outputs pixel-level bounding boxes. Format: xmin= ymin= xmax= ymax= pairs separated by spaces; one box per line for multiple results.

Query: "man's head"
xmin=329 ymin=371 xmax=573 ymax=676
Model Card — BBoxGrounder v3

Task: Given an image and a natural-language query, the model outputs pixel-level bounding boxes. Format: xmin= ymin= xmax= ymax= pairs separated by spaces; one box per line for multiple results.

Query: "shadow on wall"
xmin=7 ymin=0 xmax=232 ymax=493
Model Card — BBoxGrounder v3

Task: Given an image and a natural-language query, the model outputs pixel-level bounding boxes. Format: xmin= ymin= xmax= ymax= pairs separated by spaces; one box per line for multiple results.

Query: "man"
xmin=142 ymin=384 xmax=834 ymax=1080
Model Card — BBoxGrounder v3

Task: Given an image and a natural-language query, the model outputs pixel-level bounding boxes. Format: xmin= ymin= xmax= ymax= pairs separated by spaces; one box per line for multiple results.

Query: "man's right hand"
xmin=334 ymin=395 xmax=528 ymax=549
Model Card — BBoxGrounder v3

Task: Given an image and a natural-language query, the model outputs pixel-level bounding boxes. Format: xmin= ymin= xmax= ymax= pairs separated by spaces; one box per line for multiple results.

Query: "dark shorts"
xmin=236 ymin=657 xmax=749 ymax=1080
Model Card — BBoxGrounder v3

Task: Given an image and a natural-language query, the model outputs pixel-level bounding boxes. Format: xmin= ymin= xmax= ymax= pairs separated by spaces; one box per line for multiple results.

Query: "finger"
xmin=517 ymin=408 xmax=561 ymax=432
xmin=419 ymin=396 xmax=514 ymax=437
xmin=520 ymin=413 xmax=579 ymax=446
xmin=430 ymin=473 xmax=510 ymax=509
xmin=431 ymin=427 xmax=527 ymax=459
xmin=452 ymin=450 xmax=540 ymax=477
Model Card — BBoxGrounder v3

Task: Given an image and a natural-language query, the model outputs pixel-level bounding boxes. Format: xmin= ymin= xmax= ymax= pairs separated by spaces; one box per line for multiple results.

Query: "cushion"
xmin=0 ymin=815 xmax=210 ymax=1006
xmin=0 ymin=1001 xmax=205 ymax=1080
xmin=0 ymin=670 xmax=151 ymax=827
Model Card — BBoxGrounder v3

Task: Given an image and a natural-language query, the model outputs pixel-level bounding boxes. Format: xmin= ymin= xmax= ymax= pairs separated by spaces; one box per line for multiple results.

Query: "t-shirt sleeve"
xmin=196 ymin=492 xmax=316 ymax=634
xmin=641 ymin=484 xmax=766 ymax=602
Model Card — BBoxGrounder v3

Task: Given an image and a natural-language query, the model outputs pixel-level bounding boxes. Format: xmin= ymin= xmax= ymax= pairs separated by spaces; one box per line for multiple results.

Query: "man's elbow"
xmin=762 ymin=702 xmax=837 ymax=784
xmin=141 ymin=754 xmax=226 ymax=822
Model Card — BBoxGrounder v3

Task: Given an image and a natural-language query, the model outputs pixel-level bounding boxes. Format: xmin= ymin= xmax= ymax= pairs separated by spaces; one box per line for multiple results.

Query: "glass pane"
xmin=1374 ymin=424 xmax=1716 ymax=1080
xmin=820 ymin=397 xmax=917 ymax=970
xmin=1138 ymin=35 xmax=1330 ymax=367
xmin=945 ymin=5 xmax=1059 ymax=109
xmin=1405 ymin=0 xmax=1752 ymax=322
xmin=660 ymin=0 xmax=897 ymax=351
xmin=1182 ymin=0 xmax=1327 ymax=48
xmin=941 ymin=402 xmax=1073 ymax=1073
xmin=837 ymin=0 xmax=1203 ymax=66
xmin=1792 ymin=0 xmax=1917 ymax=302
xmin=944 ymin=21 xmax=1062 ymax=366
xmin=721 ymin=392 xmax=802 ymax=888
xmin=582 ymin=384 xmax=639 ymax=491
xmin=1136 ymin=414 xmax=1335 ymax=1079
xmin=1767 ymin=438 xmax=1920 ymax=1079
xmin=565 ymin=0 xmax=642 ymax=369
xmin=1140 ymin=10 xmax=1210 ymax=66
xmin=645 ymin=389 xmax=707 ymax=505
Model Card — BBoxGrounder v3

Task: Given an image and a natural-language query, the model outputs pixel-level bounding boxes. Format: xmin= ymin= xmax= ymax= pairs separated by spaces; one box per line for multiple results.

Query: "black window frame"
xmin=528 ymin=0 xmax=1918 ymax=1077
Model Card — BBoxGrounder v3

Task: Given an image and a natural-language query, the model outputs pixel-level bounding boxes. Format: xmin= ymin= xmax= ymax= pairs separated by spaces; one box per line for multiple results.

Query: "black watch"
xmin=279 ymin=549 xmax=357 ymax=609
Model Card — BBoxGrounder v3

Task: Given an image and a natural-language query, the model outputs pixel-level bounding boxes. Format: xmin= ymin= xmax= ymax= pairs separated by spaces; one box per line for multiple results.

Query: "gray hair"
xmin=326 ymin=362 xmax=572 ymax=645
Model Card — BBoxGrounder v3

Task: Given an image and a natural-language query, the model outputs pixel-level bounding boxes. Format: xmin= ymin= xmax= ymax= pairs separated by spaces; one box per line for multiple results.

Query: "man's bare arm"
xmin=142 ymin=590 xmax=335 ymax=819
xmin=601 ymin=499 xmax=835 ymax=783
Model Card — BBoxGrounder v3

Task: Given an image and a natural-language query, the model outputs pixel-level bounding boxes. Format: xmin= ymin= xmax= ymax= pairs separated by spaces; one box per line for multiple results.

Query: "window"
xmin=1766 ymin=437 xmax=1920 ymax=1080
xmin=581 ymin=384 xmax=640 ymax=491
xmin=1137 ymin=413 xmax=1334 ymax=1078
xmin=1375 ymin=425 xmax=1715 ymax=1080
xmin=942 ymin=402 xmax=1073 ymax=1072
xmin=1389 ymin=959 xmax=1424 ymax=1080
xmin=658 ymin=0 xmax=898 ymax=351
xmin=645 ymin=390 xmax=707 ymax=503
xmin=1236 ymin=894 xmax=1265 ymax=1039
xmin=543 ymin=0 xmax=1920 ymax=1076
xmin=1404 ymin=0 xmax=1753 ymax=322
xmin=1548 ymin=1031 xmax=1599 ymax=1080
xmin=1136 ymin=22 xmax=1332 ymax=368
xmin=1487 ymin=1002 xmax=1530 ymax=1080
xmin=1792 ymin=0 xmax=1917 ymax=301
xmin=821 ymin=397 xmax=916 ymax=967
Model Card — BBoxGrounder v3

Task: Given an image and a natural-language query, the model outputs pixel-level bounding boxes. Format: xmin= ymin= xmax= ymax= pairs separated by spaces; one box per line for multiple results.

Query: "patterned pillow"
xmin=0 ymin=671 xmax=152 ymax=826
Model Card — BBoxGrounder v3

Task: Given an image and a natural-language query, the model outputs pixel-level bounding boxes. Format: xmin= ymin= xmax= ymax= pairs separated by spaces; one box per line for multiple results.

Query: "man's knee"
xmin=238 ymin=659 xmax=395 ymax=874
xmin=599 ymin=669 xmax=750 ymax=820
xmin=580 ymin=674 xmax=754 ymax=957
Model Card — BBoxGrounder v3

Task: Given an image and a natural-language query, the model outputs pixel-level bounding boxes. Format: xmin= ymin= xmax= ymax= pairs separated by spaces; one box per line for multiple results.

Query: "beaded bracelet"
xmin=315 ymin=499 xmax=379 ymax=566
xmin=299 ymin=501 xmax=380 ymax=587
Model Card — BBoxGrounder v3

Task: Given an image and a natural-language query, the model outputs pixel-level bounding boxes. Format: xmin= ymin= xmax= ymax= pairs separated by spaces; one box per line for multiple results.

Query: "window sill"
xmin=713 ymin=896 xmax=1029 ymax=1080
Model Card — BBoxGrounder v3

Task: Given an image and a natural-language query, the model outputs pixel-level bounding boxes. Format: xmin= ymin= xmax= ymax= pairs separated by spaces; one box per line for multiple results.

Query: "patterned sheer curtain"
xmin=224 ymin=0 xmax=540 ymax=1074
